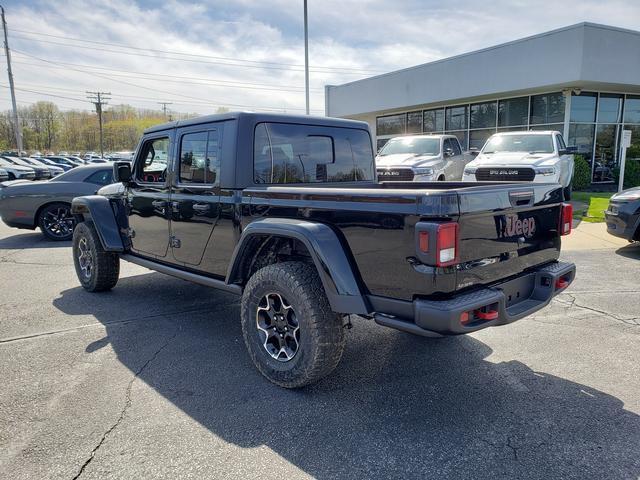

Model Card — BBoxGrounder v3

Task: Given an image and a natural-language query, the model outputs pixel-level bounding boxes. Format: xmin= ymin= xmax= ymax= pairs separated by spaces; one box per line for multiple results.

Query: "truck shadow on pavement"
xmin=0 ymin=231 xmax=70 ymax=249
xmin=615 ymin=243 xmax=640 ymax=260
xmin=53 ymin=272 xmax=640 ymax=479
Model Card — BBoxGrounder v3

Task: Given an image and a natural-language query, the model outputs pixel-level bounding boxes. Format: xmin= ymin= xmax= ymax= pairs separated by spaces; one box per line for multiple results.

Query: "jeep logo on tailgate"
xmin=504 ymin=215 xmax=536 ymax=238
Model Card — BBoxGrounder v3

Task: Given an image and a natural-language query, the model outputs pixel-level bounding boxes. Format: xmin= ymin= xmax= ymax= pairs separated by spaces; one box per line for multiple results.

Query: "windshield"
xmin=378 ymin=137 xmax=440 ymax=156
xmin=483 ymin=134 xmax=554 ymax=154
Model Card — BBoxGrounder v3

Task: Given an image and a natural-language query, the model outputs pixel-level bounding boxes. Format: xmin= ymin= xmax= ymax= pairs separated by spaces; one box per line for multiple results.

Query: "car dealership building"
xmin=325 ymin=23 xmax=640 ymax=185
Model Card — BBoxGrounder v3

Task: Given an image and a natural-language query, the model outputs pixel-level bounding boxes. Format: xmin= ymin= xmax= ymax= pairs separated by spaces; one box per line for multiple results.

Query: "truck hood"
xmin=471 ymin=152 xmax=557 ymax=167
xmin=375 ymin=153 xmax=440 ymax=168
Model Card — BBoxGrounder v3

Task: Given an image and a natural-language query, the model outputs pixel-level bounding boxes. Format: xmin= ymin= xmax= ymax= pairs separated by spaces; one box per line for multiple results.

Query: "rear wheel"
xmin=72 ymin=222 xmax=120 ymax=292
xmin=241 ymin=261 xmax=346 ymax=388
xmin=38 ymin=203 xmax=75 ymax=241
xmin=438 ymin=175 xmax=445 ymax=181
xmin=8 ymin=172 xmax=15 ymax=180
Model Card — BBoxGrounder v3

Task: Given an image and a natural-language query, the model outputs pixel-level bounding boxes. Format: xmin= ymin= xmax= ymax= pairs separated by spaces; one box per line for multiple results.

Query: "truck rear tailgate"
xmin=454 ymin=183 xmax=563 ymax=291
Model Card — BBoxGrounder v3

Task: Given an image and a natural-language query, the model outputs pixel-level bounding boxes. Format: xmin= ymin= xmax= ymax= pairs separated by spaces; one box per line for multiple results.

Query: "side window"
xmin=443 ymin=138 xmax=452 ymax=154
xmin=179 ymin=130 xmax=220 ymax=185
xmin=137 ymin=137 xmax=169 ymax=183
xmin=556 ymin=134 xmax=567 ymax=152
xmin=253 ymin=122 xmax=374 ymax=184
xmin=450 ymin=138 xmax=462 ymax=155
xmin=84 ymin=169 xmax=113 ymax=186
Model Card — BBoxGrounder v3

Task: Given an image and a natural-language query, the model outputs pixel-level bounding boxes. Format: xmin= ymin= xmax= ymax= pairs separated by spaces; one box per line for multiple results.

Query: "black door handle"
xmin=192 ymin=203 xmax=210 ymax=212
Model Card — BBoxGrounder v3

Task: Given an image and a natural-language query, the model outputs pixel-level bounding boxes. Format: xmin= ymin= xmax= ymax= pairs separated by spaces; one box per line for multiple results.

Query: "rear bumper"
xmin=374 ymin=261 xmax=575 ymax=337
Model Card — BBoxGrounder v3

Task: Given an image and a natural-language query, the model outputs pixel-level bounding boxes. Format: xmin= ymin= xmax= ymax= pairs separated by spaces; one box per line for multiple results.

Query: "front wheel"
xmin=240 ymin=261 xmax=346 ymax=388
xmin=72 ymin=222 xmax=120 ymax=292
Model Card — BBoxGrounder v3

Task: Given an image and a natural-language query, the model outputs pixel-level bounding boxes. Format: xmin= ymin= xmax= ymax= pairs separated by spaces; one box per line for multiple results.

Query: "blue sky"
xmin=2 ymin=0 xmax=640 ymax=115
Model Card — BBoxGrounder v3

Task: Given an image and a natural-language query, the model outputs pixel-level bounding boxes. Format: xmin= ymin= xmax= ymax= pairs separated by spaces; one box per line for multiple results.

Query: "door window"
xmin=137 ymin=137 xmax=170 ymax=183
xmin=179 ymin=130 xmax=220 ymax=185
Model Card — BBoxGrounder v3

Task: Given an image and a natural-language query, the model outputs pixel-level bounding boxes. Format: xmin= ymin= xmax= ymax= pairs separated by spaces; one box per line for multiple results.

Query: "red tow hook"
xmin=555 ymin=278 xmax=570 ymax=290
xmin=475 ymin=309 xmax=499 ymax=321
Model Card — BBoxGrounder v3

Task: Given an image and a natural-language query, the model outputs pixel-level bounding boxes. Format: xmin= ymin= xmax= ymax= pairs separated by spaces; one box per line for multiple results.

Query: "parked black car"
xmin=70 ymin=112 xmax=576 ymax=388
xmin=605 ymin=186 xmax=640 ymax=242
xmin=0 ymin=164 xmax=114 ymax=240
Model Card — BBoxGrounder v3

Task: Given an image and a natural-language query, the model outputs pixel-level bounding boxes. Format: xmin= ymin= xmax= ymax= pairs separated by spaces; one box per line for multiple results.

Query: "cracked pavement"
xmin=0 ymin=223 xmax=639 ymax=479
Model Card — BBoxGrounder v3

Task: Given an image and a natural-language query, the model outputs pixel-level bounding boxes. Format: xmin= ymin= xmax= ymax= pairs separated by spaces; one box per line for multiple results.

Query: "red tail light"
xmin=560 ymin=203 xmax=573 ymax=236
xmin=436 ymin=223 xmax=458 ymax=267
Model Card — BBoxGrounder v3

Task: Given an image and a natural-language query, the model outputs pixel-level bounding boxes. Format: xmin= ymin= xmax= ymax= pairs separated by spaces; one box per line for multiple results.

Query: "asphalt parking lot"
xmin=1 ymin=222 xmax=639 ymax=480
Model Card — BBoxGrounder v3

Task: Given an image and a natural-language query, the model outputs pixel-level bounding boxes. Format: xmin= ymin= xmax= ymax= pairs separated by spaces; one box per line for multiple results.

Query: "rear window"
xmin=253 ymin=122 xmax=374 ymax=184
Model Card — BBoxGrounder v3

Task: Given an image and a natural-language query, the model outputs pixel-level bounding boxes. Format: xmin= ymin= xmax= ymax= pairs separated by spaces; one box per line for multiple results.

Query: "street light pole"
xmin=303 ymin=0 xmax=310 ymax=115
xmin=1 ymin=5 xmax=23 ymax=152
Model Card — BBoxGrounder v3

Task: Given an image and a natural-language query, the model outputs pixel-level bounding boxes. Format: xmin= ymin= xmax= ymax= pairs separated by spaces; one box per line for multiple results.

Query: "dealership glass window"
xmin=623 ymin=125 xmax=640 ymax=162
xmin=407 ymin=111 xmax=423 ymax=134
xmin=470 ymin=102 xmax=497 ymax=129
xmin=423 ymin=109 xmax=444 ymax=132
xmin=567 ymin=124 xmax=595 ymax=161
xmin=445 ymin=105 xmax=467 ymax=131
xmin=597 ymin=94 xmax=623 ymax=123
xmin=623 ymin=95 xmax=640 ymax=124
xmin=593 ymin=124 xmax=619 ymax=183
xmin=376 ymin=114 xmax=406 ymax=136
xmin=569 ymin=92 xmax=597 ymax=123
xmin=498 ymin=96 xmax=529 ymax=127
xmin=469 ymin=129 xmax=494 ymax=150
xmin=530 ymin=92 xmax=565 ymax=125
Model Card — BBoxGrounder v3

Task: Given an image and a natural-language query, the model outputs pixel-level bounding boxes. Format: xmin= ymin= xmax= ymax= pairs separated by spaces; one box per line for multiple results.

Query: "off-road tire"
xmin=241 ymin=261 xmax=346 ymax=388
xmin=72 ymin=222 xmax=120 ymax=292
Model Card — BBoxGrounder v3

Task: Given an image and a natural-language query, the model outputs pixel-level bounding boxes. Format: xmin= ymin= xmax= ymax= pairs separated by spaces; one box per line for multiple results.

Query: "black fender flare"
xmin=71 ymin=195 xmax=125 ymax=252
xmin=227 ymin=218 xmax=369 ymax=314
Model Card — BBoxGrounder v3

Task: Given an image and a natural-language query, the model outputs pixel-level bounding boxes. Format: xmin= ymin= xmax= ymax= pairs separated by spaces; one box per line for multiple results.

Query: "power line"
xmin=11 ymin=57 xmax=324 ymax=92
xmin=10 ymin=34 xmax=375 ymax=75
xmin=8 ymin=51 xmax=325 ymax=112
xmin=9 ymin=28 xmax=384 ymax=74
xmin=86 ymin=91 xmax=111 ymax=157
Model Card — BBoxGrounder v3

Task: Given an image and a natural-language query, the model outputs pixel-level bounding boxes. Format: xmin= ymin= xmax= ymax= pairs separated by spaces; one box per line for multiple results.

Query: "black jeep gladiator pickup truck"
xmin=71 ymin=112 xmax=575 ymax=388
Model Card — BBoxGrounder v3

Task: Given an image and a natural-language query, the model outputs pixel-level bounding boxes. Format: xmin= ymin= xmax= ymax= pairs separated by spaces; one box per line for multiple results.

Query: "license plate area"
xmin=498 ymin=272 xmax=536 ymax=308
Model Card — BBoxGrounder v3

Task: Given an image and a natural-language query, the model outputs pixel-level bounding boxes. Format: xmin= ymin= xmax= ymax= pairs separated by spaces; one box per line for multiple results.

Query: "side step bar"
xmin=120 ymin=254 xmax=242 ymax=295
xmin=374 ymin=313 xmax=444 ymax=338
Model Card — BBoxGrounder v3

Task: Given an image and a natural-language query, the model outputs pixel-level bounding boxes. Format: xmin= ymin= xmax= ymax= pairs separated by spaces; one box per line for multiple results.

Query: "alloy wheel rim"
xmin=43 ymin=207 xmax=74 ymax=238
xmin=256 ymin=292 xmax=300 ymax=362
xmin=77 ymin=237 xmax=93 ymax=279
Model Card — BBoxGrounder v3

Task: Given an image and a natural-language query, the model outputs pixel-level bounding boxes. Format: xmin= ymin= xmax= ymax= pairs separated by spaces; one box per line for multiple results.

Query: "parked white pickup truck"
xmin=462 ymin=131 xmax=575 ymax=199
xmin=376 ymin=134 xmax=473 ymax=181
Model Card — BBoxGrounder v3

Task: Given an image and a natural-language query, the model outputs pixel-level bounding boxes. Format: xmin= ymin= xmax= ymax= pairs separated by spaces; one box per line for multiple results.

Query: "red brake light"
xmin=436 ymin=223 xmax=458 ymax=267
xmin=560 ymin=203 xmax=573 ymax=236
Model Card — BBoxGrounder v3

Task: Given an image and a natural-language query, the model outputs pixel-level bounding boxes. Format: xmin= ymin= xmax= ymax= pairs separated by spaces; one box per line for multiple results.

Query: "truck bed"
xmin=243 ymin=181 xmax=564 ymax=300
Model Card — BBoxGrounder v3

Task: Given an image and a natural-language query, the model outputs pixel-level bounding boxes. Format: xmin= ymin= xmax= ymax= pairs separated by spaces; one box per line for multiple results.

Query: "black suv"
xmin=71 ymin=112 xmax=575 ymax=388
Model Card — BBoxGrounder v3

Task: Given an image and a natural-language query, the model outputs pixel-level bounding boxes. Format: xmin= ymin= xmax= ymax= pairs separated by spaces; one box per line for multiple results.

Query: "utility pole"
xmin=1 ymin=5 xmax=23 ymax=153
xmin=303 ymin=0 xmax=310 ymax=115
xmin=86 ymin=91 xmax=110 ymax=157
xmin=158 ymin=102 xmax=172 ymax=120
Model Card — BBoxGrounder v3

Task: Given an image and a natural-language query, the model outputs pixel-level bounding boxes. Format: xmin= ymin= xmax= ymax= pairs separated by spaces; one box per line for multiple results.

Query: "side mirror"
xmin=444 ymin=147 xmax=454 ymax=157
xmin=561 ymin=146 xmax=578 ymax=155
xmin=469 ymin=148 xmax=480 ymax=157
xmin=113 ymin=161 xmax=132 ymax=184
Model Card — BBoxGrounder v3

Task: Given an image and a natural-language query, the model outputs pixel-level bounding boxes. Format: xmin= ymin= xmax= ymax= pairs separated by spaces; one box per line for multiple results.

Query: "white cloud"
xmin=1 ymin=0 xmax=639 ymax=115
